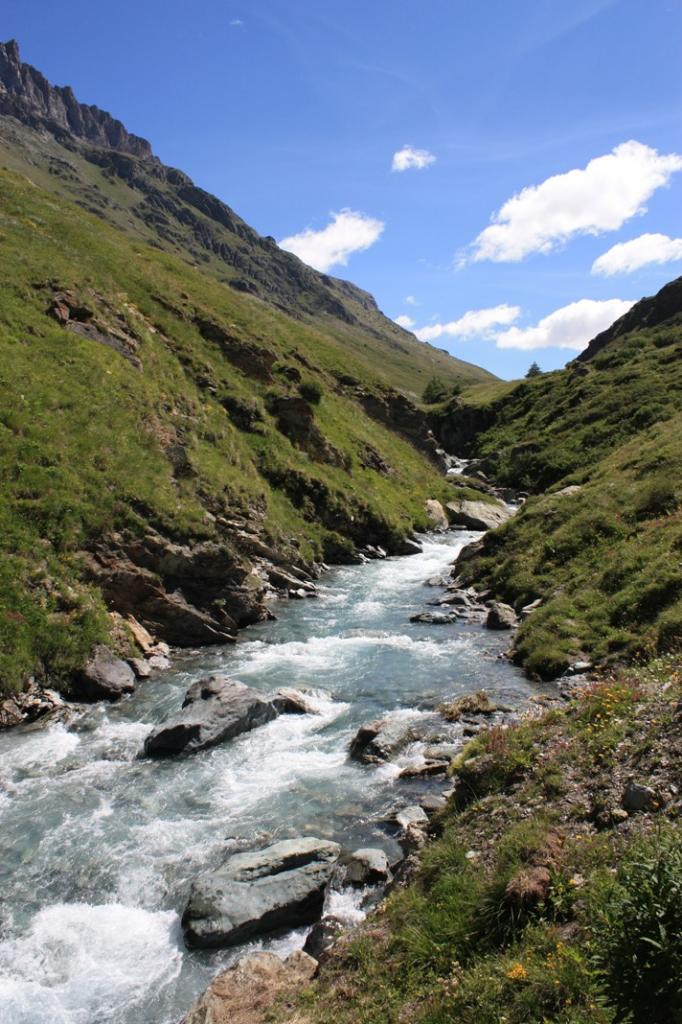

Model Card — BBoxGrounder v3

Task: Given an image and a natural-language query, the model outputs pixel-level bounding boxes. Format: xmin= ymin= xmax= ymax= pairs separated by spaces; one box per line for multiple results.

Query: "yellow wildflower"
xmin=506 ymin=963 xmax=528 ymax=982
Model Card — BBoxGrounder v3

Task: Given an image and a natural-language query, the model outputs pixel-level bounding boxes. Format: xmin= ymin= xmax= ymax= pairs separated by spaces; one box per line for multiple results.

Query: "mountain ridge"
xmin=0 ymin=39 xmax=155 ymax=159
xmin=0 ymin=39 xmax=492 ymax=395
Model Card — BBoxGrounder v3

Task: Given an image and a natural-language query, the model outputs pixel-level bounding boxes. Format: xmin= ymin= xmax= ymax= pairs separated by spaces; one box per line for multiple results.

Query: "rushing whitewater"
xmin=0 ymin=533 xmax=540 ymax=1024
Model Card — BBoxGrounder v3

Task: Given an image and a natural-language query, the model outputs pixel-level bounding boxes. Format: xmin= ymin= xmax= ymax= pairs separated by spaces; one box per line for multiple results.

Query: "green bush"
xmin=299 ymin=378 xmax=323 ymax=404
xmin=657 ymin=604 xmax=682 ymax=653
xmin=422 ymin=376 xmax=461 ymax=404
xmin=633 ymin=475 xmax=679 ymax=520
xmin=591 ymin=831 xmax=682 ymax=1024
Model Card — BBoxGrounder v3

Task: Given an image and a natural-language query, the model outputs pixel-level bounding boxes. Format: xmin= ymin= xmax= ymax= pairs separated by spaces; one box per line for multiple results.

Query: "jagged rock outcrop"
xmin=0 ymin=40 xmax=154 ymax=158
xmin=182 ymin=837 xmax=340 ymax=948
xmin=83 ymin=530 xmax=270 ymax=648
xmin=576 ymin=276 xmax=682 ymax=362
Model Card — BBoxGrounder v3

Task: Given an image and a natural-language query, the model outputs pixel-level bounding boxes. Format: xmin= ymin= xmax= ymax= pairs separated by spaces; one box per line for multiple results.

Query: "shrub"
xmin=422 ymin=376 xmax=460 ymax=404
xmin=526 ymin=361 xmax=542 ymax=378
xmin=633 ymin=475 xmax=679 ymax=520
xmin=298 ymin=378 xmax=323 ymax=404
xmin=657 ymin=605 xmax=682 ymax=653
xmin=591 ymin=830 xmax=682 ymax=1024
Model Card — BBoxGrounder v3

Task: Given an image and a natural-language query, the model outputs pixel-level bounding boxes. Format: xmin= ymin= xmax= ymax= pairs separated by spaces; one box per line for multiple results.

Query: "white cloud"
xmin=592 ymin=232 xmax=682 ymax=275
xmin=470 ymin=141 xmax=682 ymax=263
xmin=405 ymin=294 xmax=417 ymax=305
xmin=414 ymin=304 xmax=520 ymax=343
xmin=394 ymin=314 xmax=415 ymax=329
xmin=391 ymin=145 xmax=436 ymax=172
xmin=494 ymin=298 xmax=635 ymax=351
xmin=230 ymin=18 xmax=244 ymax=26
xmin=279 ymin=209 xmax=384 ymax=273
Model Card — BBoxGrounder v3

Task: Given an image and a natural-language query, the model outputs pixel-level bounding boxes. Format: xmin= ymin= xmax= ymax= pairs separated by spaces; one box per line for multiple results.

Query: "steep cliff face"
xmin=0 ymin=40 xmax=154 ymax=159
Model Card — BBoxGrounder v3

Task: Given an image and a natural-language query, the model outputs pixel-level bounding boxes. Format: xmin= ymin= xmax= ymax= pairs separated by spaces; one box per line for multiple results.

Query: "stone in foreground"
xmin=395 ymin=805 xmax=429 ymax=830
xmin=345 ymin=847 xmax=391 ymax=885
xmin=71 ymin=645 xmax=136 ymax=702
xmin=182 ymin=949 xmax=317 ymax=1024
xmin=182 ymin=837 xmax=341 ymax=948
xmin=143 ymin=676 xmax=277 ymax=757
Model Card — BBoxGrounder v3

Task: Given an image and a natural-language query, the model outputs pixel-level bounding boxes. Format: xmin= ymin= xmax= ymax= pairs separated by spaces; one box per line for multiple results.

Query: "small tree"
xmin=526 ymin=361 xmax=542 ymax=378
xmin=422 ymin=376 xmax=461 ymax=404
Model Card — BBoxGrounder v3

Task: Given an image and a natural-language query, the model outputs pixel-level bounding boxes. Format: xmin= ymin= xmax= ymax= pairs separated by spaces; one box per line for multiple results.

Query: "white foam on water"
xmin=233 ymin=630 xmax=468 ymax=678
xmin=0 ymin=725 xmax=80 ymax=779
xmin=355 ymin=599 xmax=383 ymax=618
xmin=317 ymin=588 xmax=350 ymax=607
xmin=0 ymin=903 xmax=182 ymax=1024
xmin=325 ymin=886 xmax=368 ymax=926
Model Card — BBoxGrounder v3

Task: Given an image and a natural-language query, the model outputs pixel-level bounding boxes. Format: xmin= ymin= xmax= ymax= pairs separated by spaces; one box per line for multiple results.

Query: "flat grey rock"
xmin=395 ymin=805 xmax=429 ymax=830
xmin=182 ymin=837 xmax=340 ymax=948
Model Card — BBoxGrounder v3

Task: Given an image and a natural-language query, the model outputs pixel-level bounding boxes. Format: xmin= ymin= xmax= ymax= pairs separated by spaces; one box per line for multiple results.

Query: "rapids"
xmin=0 ymin=532 xmax=542 ymax=1024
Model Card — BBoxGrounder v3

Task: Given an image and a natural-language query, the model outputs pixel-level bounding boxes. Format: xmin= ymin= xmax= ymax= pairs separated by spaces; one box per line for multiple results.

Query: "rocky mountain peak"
xmin=0 ymin=39 xmax=155 ymax=160
xmin=577 ymin=275 xmax=682 ymax=362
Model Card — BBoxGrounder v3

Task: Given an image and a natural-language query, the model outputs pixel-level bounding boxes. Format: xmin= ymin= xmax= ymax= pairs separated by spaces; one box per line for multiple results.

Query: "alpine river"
xmin=0 ymin=531 xmax=543 ymax=1024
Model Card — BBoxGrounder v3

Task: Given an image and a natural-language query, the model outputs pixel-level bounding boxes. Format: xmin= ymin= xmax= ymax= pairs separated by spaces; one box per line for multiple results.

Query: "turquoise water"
xmin=0 ymin=532 xmax=540 ymax=1024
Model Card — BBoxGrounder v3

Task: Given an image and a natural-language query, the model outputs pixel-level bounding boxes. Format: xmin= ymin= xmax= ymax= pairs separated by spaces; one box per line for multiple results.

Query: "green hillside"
xmin=0 ymin=169 xmax=468 ymax=694
xmin=0 ymin=115 xmax=492 ymax=400
xmin=435 ymin=280 xmax=682 ymax=678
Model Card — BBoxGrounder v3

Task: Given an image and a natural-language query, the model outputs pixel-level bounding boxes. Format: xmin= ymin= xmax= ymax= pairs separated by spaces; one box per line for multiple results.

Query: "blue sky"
xmin=5 ymin=0 xmax=682 ymax=379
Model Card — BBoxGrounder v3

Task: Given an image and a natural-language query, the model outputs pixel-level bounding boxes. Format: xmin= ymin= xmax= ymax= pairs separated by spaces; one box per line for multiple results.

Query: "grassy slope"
xmin=0 ymin=169 xmax=463 ymax=693
xmin=0 ymin=116 xmax=493 ymax=399
xmin=437 ymin=299 xmax=682 ymax=678
xmin=283 ymin=659 xmax=682 ymax=1024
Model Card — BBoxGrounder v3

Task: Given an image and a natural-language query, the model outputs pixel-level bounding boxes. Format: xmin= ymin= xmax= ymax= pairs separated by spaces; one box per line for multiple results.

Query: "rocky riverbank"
xmin=181 ymin=656 xmax=682 ymax=1024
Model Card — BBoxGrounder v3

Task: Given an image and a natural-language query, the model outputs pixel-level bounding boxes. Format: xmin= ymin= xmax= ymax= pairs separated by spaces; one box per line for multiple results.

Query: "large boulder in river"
xmin=71 ymin=645 xmax=135 ymax=702
xmin=446 ymin=498 xmax=511 ymax=532
xmin=349 ymin=716 xmax=418 ymax=764
xmin=182 ymin=837 xmax=340 ymax=948
xmin=424 ymin=499 xmax=449 ymax=532
xmin=143 ymin=676 xmax=278 ymax=757
xmin=182 ymin=949 xmax=318 ymax=1024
